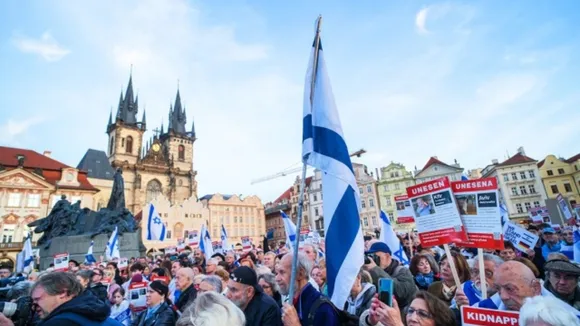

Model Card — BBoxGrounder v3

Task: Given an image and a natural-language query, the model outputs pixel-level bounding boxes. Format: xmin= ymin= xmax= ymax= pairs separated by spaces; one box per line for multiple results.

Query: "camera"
xmin=364 ymin=254 xmax=380 ymax=266
xmin=0 ymin=295 xmax=34 ymax=326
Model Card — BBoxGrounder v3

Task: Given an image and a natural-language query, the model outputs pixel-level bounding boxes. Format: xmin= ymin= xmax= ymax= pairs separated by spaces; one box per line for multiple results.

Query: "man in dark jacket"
xmin=0 ymin=271 xmax=122 ymax=326
xmin=226 ymin=266 xmax=281 ymax=326
xmin=175 ymin=267 xmax=197 ymax=312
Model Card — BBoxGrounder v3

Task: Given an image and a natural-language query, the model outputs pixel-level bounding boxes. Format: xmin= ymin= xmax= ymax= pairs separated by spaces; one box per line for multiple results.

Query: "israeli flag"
xmin=573 ymin=229 xmax=580 ymax=263
xmin=85 ymin=241 xmax=97 ymax=264
xmin=106 ymin=226 xmax=121 ymax=260
xmin=221 ymin=225 xmax=231 ymax=252
xmin=22 ymin=235 xmax=34 ymax=273
xmin=461 ymin=173 xmax=469 ymax=181
xmin=146 ymin=203 xmax=166 ymax=241
xmin=500 ymin=203 xmax=509 ymax=227
xmin=280 ymin=210 xmax=297 ymax=251
xmin=379 ymin=211 xmax=409 ymax=266
xmin=301 ymin=16 xmax=364 ymax=308
xmin=199 ymin=225 xmax=214 ymax=260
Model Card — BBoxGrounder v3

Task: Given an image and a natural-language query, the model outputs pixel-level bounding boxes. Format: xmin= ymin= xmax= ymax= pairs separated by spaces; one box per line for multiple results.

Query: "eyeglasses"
xmin=471 ymin=269 xmax=493 ymax=279
xmin=407 ymin=307 xmax=433 ymax=320
xmin=563 ymin=232 xmax=573 ymax=236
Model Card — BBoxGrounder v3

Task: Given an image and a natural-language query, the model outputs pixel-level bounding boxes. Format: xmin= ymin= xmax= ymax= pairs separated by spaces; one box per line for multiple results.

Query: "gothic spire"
xmin=167 ymin=103 xmax=173 ymax=131
xmin=170 ymin=89 xmax=187 ymax=134
xmin=107 ymin=108 xmax=113 ymax=126
xmin=160 ymin=119 xmax=164 ymax=135
xmin=116 ymin=91 xmax=123 ymax=119
xmin=118 ymin=72 xmax=138 ymax=124
xmin=141 ymin=108 xmax=146 ymax=130
xmin=191 ymin=118 xmax=196 ymax=138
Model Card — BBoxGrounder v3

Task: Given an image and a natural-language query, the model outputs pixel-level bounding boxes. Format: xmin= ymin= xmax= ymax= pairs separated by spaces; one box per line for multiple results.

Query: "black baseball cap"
xmin=230 ymin=266 xmax=261 ymax=293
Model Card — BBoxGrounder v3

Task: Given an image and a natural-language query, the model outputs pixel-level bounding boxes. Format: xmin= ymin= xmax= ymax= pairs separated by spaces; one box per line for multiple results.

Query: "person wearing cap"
xmin=541 ymin=227 xmax=561 ymax=260
xmin=362 ymin=241 xmax=417 ymax=310
xmin=544 ymin=259 xmax=580 ymax=310
xmin=226 ymin=266 xmax=281 ymax=326
xmin=132 ymin=280 xmax=176 ymax=326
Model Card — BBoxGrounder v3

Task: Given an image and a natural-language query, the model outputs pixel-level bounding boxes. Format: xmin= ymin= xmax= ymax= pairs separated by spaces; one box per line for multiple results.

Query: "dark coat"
xmin=90 ymin=283 xmax=109 ymax=303
xmin=295 ymin=283 xmax=340 ymax=326
xmin=38 ymin=290 xmax=122 ymax=326
xmin=368 ymin=260 xmax=418 ymax=309
xmin=131 ymin=303 xmax=176 ymax=326
xmin=175 ymin=284 xmax=196 ymax=312
xmin=243 ymin=290 xmax=282 ymax=326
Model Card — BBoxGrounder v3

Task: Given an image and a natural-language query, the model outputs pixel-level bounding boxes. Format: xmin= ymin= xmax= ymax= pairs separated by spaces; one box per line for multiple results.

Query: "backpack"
xmin=307 ymin=296 xmax=359 ymax=326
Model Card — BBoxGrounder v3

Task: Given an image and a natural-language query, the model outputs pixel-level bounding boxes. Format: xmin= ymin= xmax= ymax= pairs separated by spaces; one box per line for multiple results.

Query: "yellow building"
xmin=200 ymin=194 xmax=266 ymax=246
xmin=538 ymin=154 xmax=580 ymax=206
xmin=377 ymin=162 xmax=415 ymax=230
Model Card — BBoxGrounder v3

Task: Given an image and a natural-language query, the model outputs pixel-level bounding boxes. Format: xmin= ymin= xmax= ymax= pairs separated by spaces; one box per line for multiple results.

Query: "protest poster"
xmin=406 ymin=177 xmax=467 ymax=246
xmin=394 ymin=195 xmax=415 ymax=224
xmin=503 ymin=222 xmax=539 ymax=252
xmin=574 ymin=204 xmax=580 ymax=219
xmin=529 ymin=206 xmax=552 ymax=224
xmin=557 ymin=194 xmax=573 ymax=220
xmin=53 ymin=253 xmax=69 ymax=271
xmin=451 ymin=178 xmax=504 ymax=250
xmin=165 ymin=246 xmax=177 ymax=255
xmin=118 ymin=257 xmax=128 ymax=270
xmin=128 ymin=282 xmax=148 ymax=312
xmin=461 ymin=306 xmax=519 ymax=326
xmin=177 ymin=238 xmax=186 ymax=252
xmin=552 ymin=224 xmax=562 ymax=232
xmin=187 ymin=230 xmax=199 ymax=247
xmin=241 ymin=236 xmax=252 ymax=252
xmin=150 ymin=275 xmax=170 ymax=284
xmin=212 ymin=241 xmax=223 ymax=253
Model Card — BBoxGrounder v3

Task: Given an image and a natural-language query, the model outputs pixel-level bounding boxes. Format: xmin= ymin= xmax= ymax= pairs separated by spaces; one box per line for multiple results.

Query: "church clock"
xmin=152 ymin=143 xmax=161 ymax=152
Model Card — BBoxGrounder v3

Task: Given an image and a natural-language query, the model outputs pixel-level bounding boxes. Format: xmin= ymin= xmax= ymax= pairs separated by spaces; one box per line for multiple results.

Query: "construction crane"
xmin=250 ymin=148 xmax=367 ymax=185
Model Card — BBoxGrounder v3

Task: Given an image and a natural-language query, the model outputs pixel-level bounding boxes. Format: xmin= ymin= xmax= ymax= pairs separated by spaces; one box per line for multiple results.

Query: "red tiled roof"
xmin=273 ymin=176 xmax=313 ymax=204
xmin=497 ymin=152 xmax=536 ymax=167
xmin=537 ymin=159 xmax=545 ymax=168
xmin=565 ymin=153 xmax=580 ymax=164
xmin=417 ymin=156 xmax=459 ymax=174
xmin=0 ymin=146 xmax=98 ymax=191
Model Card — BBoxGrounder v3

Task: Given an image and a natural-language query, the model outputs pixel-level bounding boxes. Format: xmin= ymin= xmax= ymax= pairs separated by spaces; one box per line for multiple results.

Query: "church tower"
xmin=106 ymin=73 xmax=146 ymax=166
xmin=160 ymin=89 xmax=196 ymax=172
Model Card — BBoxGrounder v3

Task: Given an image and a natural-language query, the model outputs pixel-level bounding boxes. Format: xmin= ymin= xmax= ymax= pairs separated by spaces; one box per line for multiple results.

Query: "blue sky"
xmin=1 ymin=1 xmax=579 ymax=202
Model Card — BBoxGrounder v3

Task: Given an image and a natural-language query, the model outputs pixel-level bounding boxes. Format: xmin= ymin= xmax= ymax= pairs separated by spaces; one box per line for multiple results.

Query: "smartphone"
xmin=378 ymin=278 xmax=394 ymax=307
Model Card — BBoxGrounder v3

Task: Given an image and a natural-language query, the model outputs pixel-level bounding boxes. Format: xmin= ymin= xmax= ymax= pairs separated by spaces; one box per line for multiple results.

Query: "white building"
xmin=481 ymin=147 xmax=548 ymax=221
xmin=308 ymin=170 xmax=324 ymax=233
xmin=414 ymin=156 xmax=464 ymax=184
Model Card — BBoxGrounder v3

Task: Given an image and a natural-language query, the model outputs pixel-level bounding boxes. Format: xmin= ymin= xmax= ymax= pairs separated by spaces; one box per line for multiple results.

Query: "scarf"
xmin=415 ymin=272 xmax=435 ymax=288
xmin=442 ymin=282 xmax=457 ymax=300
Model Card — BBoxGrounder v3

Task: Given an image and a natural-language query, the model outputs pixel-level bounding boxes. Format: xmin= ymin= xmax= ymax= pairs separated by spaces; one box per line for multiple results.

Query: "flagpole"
xmin=288 ymin=15 xmax=323 ymax=303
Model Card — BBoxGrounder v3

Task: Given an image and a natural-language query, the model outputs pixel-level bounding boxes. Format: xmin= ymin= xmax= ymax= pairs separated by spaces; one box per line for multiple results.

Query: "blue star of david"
xmin=394 ymin=245 xmax=409 ymax=265
xmin=153 ymin=217 xmax=162 ymax=224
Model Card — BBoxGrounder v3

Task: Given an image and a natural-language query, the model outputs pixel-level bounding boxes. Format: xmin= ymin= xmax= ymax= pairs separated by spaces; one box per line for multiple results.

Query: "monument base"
xmin=39 ymin=231 xmax=146 ymax=270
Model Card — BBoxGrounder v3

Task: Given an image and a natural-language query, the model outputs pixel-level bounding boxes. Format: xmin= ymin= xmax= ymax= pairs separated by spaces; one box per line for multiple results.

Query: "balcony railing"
xmin=0 ymin=241 xmax=37 ymax=250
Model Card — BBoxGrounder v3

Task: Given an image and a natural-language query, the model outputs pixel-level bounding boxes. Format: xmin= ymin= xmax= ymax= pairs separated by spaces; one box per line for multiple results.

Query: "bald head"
xmin=494 ymin=260 xmax=541 ymax=311
xmin=497 ymin=261 xmax=536 ymax=282
xmin=176 ymin=267 xmax=195 ymax=290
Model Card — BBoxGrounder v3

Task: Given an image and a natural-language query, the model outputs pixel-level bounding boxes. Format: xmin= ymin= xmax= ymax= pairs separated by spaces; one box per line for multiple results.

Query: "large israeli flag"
xmin=85 ymin=241 xmax=97 ymax=264
xmin=199 ymin=225 xmax=214 ymax=260
xmin=146 ymin=203 xmax=166 ymax=241
xmin=221 ymin=225 xmax=231 ymax=252
xmin=301 ymin=16 xmax=364 ymax=308
xmin=106 ymin=226 xmax=120 ymax=261
xmin=280 ymin=211 xmax=298 ymax=251
xmin=379 ymin=211 xmax=409 ymax=266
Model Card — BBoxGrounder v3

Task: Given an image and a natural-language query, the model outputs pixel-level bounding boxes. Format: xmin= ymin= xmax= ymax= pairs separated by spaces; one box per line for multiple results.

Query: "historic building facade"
xmin=377 ymin=162 xmax=415 ymax=229
xmin=78 ymin=74 xmax=198 ymax=215
xmin=353 ymin=163 xmax=381 ymax=236
xmin=413 ymin=156 xmax=464 ymax=184
xmin=0 ymin=147 xmax=98 ymax=268
xmin=538 ymin=154 xmax=580 ymax=206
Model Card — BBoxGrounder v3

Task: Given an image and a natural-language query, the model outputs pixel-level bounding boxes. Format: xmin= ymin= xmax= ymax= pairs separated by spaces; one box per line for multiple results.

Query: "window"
xmin=7 ymin=193 xmax=21 ymax=207
xmin=503 ymin=174 xmax=509 ymax=181
xmin=178 ymin=145 xmax=185 ymax=161
xmin=516 ymin=203 xmax=523 ymax=213
xmin=520 ymin=172 xmax=527 ymax=179
xmin=511 ymin=173 xmax=518 ymax=180
xmin=109 ymin=136 xmax=115 ymax=155
xmin=528 ymin=170 xmax=535 ymax=178
xmin=359 ymin=187 xmax=363 ymax=194
xmin=174 ymin=223 xmax=183 ymax=240
xmin=371 ymin=216 xmax=377 ymax=225
xmin=533 ymin=201 xmax=540 ymax=207
xmin=146 ymin=179 xmax=162 ymax=202
xmin=240 ymin=216 xmax=243 ymax=223
xmin=394 ymin=183 xmax=400 ymax=190
xmin=125 ymin=136 xmax=133 ymax=154
xmin=315 ymin=208 xmax=319 ymax=216
xmin=361 ymin=200 xmax=366 ymax=208
xmin=313 ymin=194 xmax=318 ymax=202
xmin=166 ymin=230 xmax=172 ymax=239
xmin=524 ymin=202 xmax=532 ymax=211
xmin=385 ymin=197 xmax=392 ymax=206
xmin=511 ymin=187 xmax=518 ymax=196
xmin=2 ymin=228 xmax=14 ymax=243
xmin=234 ymin=216 xmax=238 ymax=223
xmin=406 ymin=181 xmax=411 ymax=187
xmin=383 ymin=185 xmax=389 ymax=191
xmin=547 ymin=170 xmax=553 ymax=176
xmin=558 ymin=168 xmax=565 ymax=175
xmin=369 ymin=198 xmax=375 ymax=207
xmin=550 ymin=185 xmax=559 ymax=194
xmin=564 ymin=183 xmax=573 ymax=192
xmin=519 ymin=186 xmax=527 ymax=195
xmin=528 ymin=185 xmax=536 ymax=193
xmin=367 ymin=185 xmax=372 ymax=193
xmin=26 ymin=194 xmax=40 ymax=207
xmin=363 ymin=217 xmax=368 ymax=227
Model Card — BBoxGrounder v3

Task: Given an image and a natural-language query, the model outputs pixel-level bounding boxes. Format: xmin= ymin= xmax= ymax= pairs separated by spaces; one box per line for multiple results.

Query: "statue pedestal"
xmin=39 ymin=231 xmax=146 ymax=270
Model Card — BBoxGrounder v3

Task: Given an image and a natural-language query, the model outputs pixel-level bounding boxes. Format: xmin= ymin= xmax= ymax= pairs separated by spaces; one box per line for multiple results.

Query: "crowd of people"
xmin=0 ymin=223 xmax=579 ymax=326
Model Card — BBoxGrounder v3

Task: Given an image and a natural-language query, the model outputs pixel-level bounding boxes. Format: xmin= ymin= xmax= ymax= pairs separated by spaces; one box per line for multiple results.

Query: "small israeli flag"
xmin=106 ymin=226 xmax=120 ymax=260
xmin=146 ymin=203 xmax=166 ymax=241
xmin=221 ymin=225 xmax=230 ymax=252
xmin=85 ymin=241 xmax=97 ymax=264
xmin=280 ymin=210 xmax=297 ymax=251
xmin=22 ymin=235 xmax=34 ymax=273
xmin=199 ymin=225 xmax=214 ymax=260
xmin=379 ymin=211 xmax=409 ymax=266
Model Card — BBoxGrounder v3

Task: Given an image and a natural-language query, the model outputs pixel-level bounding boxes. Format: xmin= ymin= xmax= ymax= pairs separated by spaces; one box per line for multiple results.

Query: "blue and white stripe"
xmin=379 ymin=211 xmax=409 ymax=266
xmin=22 ymin=235 xmax=34 ymax=273
xmin=85 ymin=241 xmax=97 ymax=264
xmin=301 ymin=16 xmax=364 ymax=308
xmin=146 ymin=203 xmax=166 ymax=241
xmin=221 ymin=225 xmax=231 ymax=252
xmin=281 ymin=210 xmax=297 ymax=251
xmin=106 ymin=226 xmax=120 ymax=260
xmin=199 ymin=224 xmax=214 ymax=260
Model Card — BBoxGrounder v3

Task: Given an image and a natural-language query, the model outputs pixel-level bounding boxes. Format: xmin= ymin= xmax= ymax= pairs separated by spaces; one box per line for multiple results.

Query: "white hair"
xmin=519 ymin=296 xmax=580 ymax=326
xmin=255 ymin=265 xmax=272 ymax=276
xmin=176 ymin=291 xmax=245 ymax=326
xmin=201 ymin=275 xmax=223 ymax=293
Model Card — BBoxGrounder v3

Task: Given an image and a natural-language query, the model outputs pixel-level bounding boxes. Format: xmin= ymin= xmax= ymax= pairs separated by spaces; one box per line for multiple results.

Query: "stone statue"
xmin=107 ymin=168 xmax=126 ymax=211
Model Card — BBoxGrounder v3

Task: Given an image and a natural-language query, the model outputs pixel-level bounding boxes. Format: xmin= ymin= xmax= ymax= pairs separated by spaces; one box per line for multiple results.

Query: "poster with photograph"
xmin=165 ymin=246 xmax=177 ymax=255
xmin=177 ymin=239 xmax=186 ymax=252
xmin=557 ymin=194 xmax=573 ymax=220
xmin=406 ymin=177 xmax=467 ymax=246
xmin=394 ymin=195 xmax=415 ymax=224
xmin=241 ymin=236 xmax=252 ymax=251
xmin=53 ymin=253 xmax=69 ymax=271
xmin=452 ymin=178 xmax=504 ymax=250
xmin=212 ymin=241 xmax=223 ymax=253
xmin=118 ymin=257 xmax=128 ymax=270
xmin=150 ymin=275 xmax=170 ymax=284
xmin=128 ymin=282 xmax=148 ymax=312
xmin=187 ymin=230 xmax=199 ymax=247
xmin=503 ymin=222 xmax=539 ymax=253
xmin=528 ymin=206 xmax=551 ymax=224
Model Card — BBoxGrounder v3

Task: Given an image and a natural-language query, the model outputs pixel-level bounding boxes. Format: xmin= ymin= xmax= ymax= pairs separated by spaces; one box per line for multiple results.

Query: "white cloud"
xmin=0 ymin=116 xmax=45 ymax=146
xmin=415 ymin=7 xmax=430 ymax=34
xmin=414 ymin=3 xmax=475 ymax=35
xmin=12 ymin=31 xmax=70 ymax=62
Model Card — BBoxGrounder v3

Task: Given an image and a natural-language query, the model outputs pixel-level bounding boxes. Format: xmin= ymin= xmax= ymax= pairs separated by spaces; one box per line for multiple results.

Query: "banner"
xmin=177 ymin=239 xmax=186 ymax=252
xmin=128 ymin=282 xmax=148 ymax=312
xmin=557 ymin=194 xmax=573 ymax=220
xmin=452 ymin=178 xmax=504 ymax=250
xmin=165 ymin=246 xmax=177 ymax=255
xmin=212 ymin=241 xmax=223 ymax=253
xmin=241 ymin=236 xmax=252 ymax=252
xmin=118 ymin=257 xmax=128 ymax=270
xmin=53 ymin=253 xmax=69 ymax=271
xmin=394 ymin=195 xmax=415 ymax=224
xmin=529 ymin=206 xmax=551 ymax=224
xmin=503 ymin=222 xmax=539 ymax=252
xmin=406 ymin=177 xmax=467 ymax=246
xmin=461 ymin=306 xmax=519 ymax=326
xmin=150 ymin=275 xmax=170 ymax=284
xmin=187 ymin=230 xmax=199 ymax=247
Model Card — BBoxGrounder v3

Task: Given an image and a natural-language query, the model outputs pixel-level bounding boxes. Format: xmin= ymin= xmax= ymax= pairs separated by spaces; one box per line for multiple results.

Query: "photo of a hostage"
xmin=412 ymin=196 xmax=435 ymax=217
xmin=455 ymin=194 xmax=477 ymax=215
xmin=396 ymin=202 xmax=406 ymax=210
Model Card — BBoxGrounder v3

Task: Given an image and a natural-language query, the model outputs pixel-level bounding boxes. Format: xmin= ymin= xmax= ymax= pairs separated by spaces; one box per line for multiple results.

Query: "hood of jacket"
xmin=42 ymin=290 xmax=111 ymax=323
xmin=345 ymin=282 xmax=376 ymax=314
